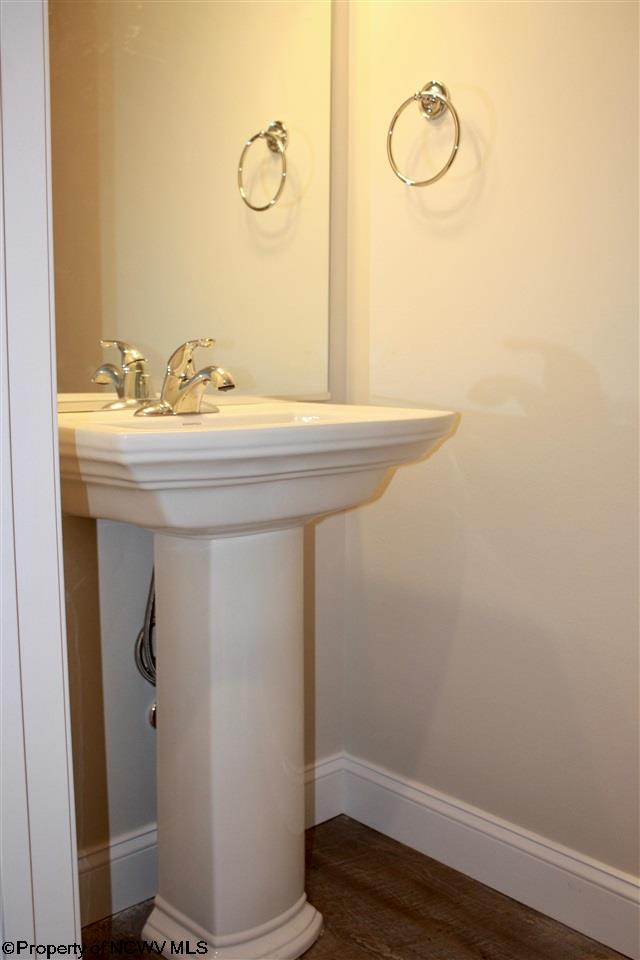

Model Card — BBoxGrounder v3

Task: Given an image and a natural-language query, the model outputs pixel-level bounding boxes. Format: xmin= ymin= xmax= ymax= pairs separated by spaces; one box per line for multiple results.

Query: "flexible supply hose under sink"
xmin=135 ymin=571 xmax=157 ymax=726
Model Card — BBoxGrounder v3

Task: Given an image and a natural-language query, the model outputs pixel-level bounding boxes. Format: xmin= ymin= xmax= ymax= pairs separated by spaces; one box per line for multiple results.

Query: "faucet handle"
xmin=166 ymin=339 xmax=216 ymax=378
xmin=100 ymin=339 xmax=146 ymax=368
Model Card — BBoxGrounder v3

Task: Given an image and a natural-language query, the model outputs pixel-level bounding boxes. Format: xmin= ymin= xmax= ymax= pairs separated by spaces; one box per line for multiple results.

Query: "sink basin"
xmin=58 ymin=395 xmax=456 ymax=958
xmin=59 ymin=397 xmax=456 ymax=537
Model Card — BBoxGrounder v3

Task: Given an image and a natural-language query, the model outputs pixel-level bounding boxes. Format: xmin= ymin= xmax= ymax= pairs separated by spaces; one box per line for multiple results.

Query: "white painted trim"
xmin=78 ymin=753 xmax=640 ymax=960
xmin=78 ymin=826 xmax=158 ymax=929
xmin=342 ymin=754 xmax=640 ymax=960
xmin=1 ymin=145 xmax=35 ymax=943
xmin=0 ymin=0 xmax=80 ymax=940
xmin=305 ymin=753 xmax=346 ymax=827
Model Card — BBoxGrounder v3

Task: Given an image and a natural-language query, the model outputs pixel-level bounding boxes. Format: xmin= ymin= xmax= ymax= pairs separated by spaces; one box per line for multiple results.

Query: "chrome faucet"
xmin=136 ymin=339 xmax=235 ymax=416
xmin=92 ymin=339 xmax=151 ymax=409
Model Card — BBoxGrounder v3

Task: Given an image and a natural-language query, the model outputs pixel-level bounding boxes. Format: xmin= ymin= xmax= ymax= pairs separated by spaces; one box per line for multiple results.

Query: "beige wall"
xmin=341 ymin=0 xmax=638 ymax=875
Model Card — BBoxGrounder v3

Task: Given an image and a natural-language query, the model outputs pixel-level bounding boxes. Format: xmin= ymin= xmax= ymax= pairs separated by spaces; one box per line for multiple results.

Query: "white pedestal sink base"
xmin=144 ymin=894 xmax=322 ymax=958
xmin=143 ymin=528 xmax=322 ymax=958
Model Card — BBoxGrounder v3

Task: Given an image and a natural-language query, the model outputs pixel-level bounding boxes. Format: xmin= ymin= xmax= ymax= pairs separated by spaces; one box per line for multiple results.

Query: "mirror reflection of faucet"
xmin=136 ymin=339 xmax=235 ymax=417
xmin=92 ymin=339 xmax=151 ymax=410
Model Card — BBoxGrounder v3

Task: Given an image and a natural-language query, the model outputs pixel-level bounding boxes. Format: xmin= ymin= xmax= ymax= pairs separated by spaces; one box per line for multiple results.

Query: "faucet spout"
xmin=92 ymin=363 xmax=124 ymax=396
xmin=173 ymin=366 xmax=235 ymax=414
xmin=210 ymin=367 xmax=236 ymax=392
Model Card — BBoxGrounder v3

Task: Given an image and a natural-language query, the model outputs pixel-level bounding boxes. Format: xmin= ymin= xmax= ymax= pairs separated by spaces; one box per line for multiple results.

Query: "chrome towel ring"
xmin=238 ymin=120 xmax=288 ymax=211
xmin=387 ymin=81 xmax=460 ymax=187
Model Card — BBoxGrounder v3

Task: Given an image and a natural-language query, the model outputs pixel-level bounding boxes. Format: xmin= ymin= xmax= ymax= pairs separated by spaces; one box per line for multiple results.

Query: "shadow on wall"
xmin=402 ymin=84 xmax=496 ymax=231
xmin=467 ymin=337 xmax=637 ymax=557
xmin=303 ymin=525 xmax=316 ymax=774
xmin=61 ymin=517 xmax=110 ymax=903
xmin=470 ymin=337 xmax=634 ymax=425
xmin=351 ymin=338 xmax=637 ymax=871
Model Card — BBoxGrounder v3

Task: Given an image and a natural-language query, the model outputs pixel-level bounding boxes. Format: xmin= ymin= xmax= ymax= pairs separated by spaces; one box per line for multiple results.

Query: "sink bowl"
xmin=59 ymin=397 xmax=456 ymax=536
xmin=58 ymin=394 xmax=456 ymax=958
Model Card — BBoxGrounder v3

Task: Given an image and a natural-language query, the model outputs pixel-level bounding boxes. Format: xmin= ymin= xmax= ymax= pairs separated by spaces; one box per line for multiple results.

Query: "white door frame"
xmin=0 ymin=0 xmax=80 ymax=939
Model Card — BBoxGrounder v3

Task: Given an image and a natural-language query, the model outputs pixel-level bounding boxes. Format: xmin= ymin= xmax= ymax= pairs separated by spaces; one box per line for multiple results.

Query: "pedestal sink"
xmin=58 ymin=396 xmax=456 ymax=959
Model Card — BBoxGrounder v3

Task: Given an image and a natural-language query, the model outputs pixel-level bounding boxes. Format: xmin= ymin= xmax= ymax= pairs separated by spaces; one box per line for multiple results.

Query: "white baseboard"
xmin=78 ymin=753 xmax=640 ymax=959
xmin=305 ymin=752 xmax=345 ymax=826
xmin=78 ymin=825 xmax=157 ymax=928
xmin=342 ymin=754 xmax=639 ymax=960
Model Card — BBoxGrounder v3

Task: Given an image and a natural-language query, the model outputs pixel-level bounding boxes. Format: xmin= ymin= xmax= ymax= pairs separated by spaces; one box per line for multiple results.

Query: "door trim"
xmin=0 ymin=0 xmax=80 ymax=939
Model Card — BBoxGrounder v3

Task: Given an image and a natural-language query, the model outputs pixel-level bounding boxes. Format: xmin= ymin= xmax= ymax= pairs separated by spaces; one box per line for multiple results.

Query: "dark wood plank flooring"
xmin=82 ymin=815 xmax=626 ymax=959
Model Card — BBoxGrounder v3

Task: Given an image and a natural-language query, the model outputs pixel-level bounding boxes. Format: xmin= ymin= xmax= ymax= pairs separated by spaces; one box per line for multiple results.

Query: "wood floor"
xmin=82 ymin=815 xmax=626 ymax=960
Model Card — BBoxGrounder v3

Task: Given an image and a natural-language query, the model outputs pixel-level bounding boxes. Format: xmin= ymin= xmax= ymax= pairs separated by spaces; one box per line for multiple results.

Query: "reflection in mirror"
xmin=49 ymin=0 xmax=331 ymax=399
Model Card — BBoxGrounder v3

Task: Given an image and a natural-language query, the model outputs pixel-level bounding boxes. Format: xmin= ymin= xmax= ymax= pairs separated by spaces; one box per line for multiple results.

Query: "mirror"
xmin=49 ymin=0 xmax=331 ymax=399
